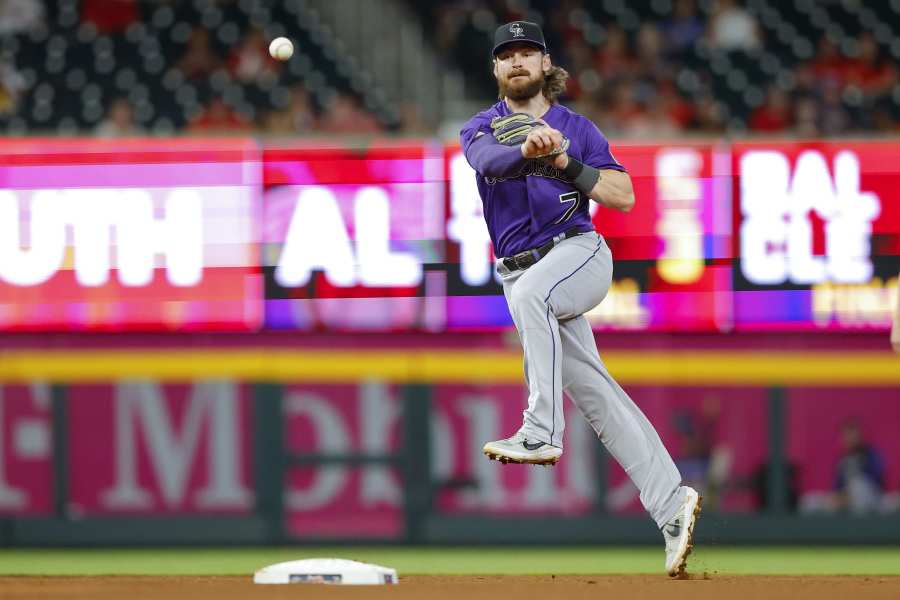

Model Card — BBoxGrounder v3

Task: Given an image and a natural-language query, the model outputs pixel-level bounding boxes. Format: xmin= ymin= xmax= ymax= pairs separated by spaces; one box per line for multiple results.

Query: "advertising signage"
xmin=0 ymin=139 xmax=896 ymax=333
xmin=0 ymin=139 xmax=262 ymax=331
xmin=732 ymin=142 xmax=899 ymax=330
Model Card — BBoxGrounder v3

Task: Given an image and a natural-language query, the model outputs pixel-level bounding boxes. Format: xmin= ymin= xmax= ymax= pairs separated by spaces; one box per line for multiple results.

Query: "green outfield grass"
xmin=1 ymin=547 xmax=899 ymax=576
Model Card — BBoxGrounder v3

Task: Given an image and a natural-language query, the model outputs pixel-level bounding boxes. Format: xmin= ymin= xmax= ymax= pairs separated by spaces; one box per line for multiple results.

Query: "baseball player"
xmin=460 ymin=21 xmax=701 ymax=577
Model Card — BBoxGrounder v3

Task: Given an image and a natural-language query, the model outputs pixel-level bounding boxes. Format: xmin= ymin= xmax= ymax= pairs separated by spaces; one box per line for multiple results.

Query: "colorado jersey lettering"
xmin=460 ymin=101 xmax=624 ymax=258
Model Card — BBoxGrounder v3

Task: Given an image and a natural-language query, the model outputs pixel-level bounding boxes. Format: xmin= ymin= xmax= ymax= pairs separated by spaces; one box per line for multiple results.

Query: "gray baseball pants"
xmin=497 ymin=230 xmax=685 ymax=527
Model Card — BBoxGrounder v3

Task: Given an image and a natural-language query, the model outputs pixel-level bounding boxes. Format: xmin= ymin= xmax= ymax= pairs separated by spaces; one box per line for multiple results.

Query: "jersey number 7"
xmin=555 ymin=191 xmax=581 ymax=224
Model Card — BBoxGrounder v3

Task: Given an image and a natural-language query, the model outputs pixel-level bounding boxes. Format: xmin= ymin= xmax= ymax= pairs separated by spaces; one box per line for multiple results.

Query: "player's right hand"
xmin=521 ymin=126 xmax=564 ymax=159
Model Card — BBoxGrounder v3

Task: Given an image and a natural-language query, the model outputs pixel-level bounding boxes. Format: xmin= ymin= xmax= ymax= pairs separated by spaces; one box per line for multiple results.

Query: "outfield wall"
xmin=1 ymin=331 xmax=898 ymax=545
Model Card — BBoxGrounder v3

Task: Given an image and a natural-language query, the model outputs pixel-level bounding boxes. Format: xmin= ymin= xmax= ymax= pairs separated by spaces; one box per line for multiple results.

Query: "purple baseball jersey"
xmin=460 ymin=101 xmax=626 ymax=258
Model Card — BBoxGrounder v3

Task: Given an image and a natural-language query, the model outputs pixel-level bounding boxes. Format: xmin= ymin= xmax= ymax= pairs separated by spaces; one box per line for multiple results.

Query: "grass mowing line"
xmin=1 ymin=547 xmax=900 ymax=576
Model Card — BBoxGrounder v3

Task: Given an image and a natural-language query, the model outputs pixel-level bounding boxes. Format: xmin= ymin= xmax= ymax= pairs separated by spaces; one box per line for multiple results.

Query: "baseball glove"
xmin=490 ymin=112 xmax=570 ymax=158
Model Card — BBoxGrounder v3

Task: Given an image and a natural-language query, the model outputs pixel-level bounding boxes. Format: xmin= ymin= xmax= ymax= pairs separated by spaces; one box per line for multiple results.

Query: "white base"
xmin=253 ymin=558 xmax=398 ymax=585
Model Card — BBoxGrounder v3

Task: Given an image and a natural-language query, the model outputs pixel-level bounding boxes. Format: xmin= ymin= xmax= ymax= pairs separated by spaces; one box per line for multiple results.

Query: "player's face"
xmin=493 ymin=43 xmax=550 ymax=101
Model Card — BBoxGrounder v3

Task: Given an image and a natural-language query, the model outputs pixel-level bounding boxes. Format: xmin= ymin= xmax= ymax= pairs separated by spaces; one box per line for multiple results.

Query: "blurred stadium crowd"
xmin=0 ymin=0 xmax=386 ymax=136
xmin=426 ymin=0 xmax=900 ymax=137
xmin=1 ymin=0 xmax=899 ymax=137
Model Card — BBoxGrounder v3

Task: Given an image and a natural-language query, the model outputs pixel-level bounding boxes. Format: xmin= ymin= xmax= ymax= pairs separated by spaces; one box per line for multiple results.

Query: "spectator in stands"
xmin=671 ymin=397 xmax=731 ymax=512
xmin=431 ymin=3 xmax=466 ymax=55
xmin=0 ymin=60 xmax=26 ymax=116
xmin=632 ymin=25 xmax=680 ymax=115
xmin=602 ymin=81 xmax=688 ymax=139
xmin=662 ymin=0 xmax=704 ymax=58
xmin=656 ymin=82 xmax=694 ymax=129
xmin=749 ymin=85 xmax=791 ymax=132
xmin=176 ymin=29 xmax=221 ymax=82
xmin=692 ymin=95 xmax=727 ymax=133
xmin=810 ymin=35 xmax=849 ymax=90
xmin=94 ymin=97 xmax=142 ymax=137
xmin=561 ymin=39 xmax=596 ymax=99
xmin=600 ymin=81 xmax=644 ymax=137
xmin=833 ymin=419 xmax=886 ymax=515
xmin=707 ymin=0 xmax=760 ymax=51
xmin=871 ymin=106 xmax=900 ymax=134
xmin=398 ymin=101 xmax=428 ymax=135
xmin=0 ymin=0 xmax=43 ymax=34
xmin=261 ymin=85 xmax=318 ymax=134
xmin=546 ymin=0 xmax=590 ymax=49
xmin=260 ymin=108 xmax=288 ymax=134
xmin=791 ymin=62 xmax=820 ymax=102
xmin=229 ymin=27 xmax=280 ymax=86
xmin=319 ymin=93 xmax=382 ymax=135
xmin=573 ymin=96 xmax=606 ymax=131
xmin=594 ymin=26 xmax=634 ymax=84
xmin=622 ymin=100 xmax=682 ymax=139
xmin=843 ymin=33 xmax=897 ymax=107
xmin=189 ymin=97 xmax=251 ymax=133
xmin=81 ymin=0 xmax=137 ymax=34
xmin=820 ymin=82 xmax=850 ymax=136
xmin=635 ymin=23 xmax=671 ymax=83
xmin=792 ymin=95 xmax=820 ymax=137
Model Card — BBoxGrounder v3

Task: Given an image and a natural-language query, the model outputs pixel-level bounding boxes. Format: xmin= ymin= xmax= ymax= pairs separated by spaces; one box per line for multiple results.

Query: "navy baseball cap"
xmin=492 ymin=21 xmax=547 ymax=56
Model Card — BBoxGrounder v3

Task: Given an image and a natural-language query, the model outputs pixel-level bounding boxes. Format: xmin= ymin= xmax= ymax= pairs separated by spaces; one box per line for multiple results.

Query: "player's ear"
xmin=542 ymin=53 xmax=551 ymax=73
xmin=492 ymin=58 xmax=498 ymax=79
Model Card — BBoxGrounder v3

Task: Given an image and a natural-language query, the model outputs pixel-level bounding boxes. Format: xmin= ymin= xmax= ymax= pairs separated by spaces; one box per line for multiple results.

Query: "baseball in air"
xmin=269 ymin=37 xmax=293 ymax=61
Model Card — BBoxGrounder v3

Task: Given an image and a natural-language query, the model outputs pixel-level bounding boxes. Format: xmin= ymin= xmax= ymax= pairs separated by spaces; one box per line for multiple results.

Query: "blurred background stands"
xmin=1 ymin=0 xmax=899 ymax=137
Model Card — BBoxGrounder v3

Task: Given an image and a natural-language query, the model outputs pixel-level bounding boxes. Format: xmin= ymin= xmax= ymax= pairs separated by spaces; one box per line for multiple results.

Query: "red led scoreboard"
xmin=732 ymin=141 xmax=899 ymax=330
xmin=0 ymin=138 xmax=896 ymax=333
xmin=0 ymin=139 xmax=261 ymax=331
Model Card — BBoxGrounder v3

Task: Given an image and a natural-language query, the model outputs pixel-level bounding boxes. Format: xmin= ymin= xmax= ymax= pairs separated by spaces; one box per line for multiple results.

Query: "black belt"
xmin=501 ymin=228 xmax=587 ymax=272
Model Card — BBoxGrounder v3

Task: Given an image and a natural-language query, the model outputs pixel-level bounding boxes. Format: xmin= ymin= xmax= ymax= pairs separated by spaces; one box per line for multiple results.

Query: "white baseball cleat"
xmin=483 ymin=432 xmax=562 ymax=466
xmin=663 ymin=486 xmax=702 ymax=578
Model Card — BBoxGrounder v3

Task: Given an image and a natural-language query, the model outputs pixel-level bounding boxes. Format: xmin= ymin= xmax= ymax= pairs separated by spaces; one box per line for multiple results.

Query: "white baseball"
xmin=269 ymin=37 xmax=293 ymax=61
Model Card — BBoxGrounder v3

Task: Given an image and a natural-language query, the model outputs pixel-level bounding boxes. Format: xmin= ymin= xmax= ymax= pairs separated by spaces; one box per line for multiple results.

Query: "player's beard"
xmin=498 ymin=69 xmax=545 ymax=101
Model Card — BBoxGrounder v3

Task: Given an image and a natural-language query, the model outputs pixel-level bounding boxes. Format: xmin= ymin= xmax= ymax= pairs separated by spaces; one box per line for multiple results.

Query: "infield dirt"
xmin=3 ymin=575 xmax=900 ymax=600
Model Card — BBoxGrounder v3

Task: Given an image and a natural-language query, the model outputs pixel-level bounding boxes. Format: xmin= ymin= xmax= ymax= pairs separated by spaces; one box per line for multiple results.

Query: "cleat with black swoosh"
xmin=482 ymin=432 xmax=562 ymax=465
xmin=663 ymin=486 xmax=702 ymax=578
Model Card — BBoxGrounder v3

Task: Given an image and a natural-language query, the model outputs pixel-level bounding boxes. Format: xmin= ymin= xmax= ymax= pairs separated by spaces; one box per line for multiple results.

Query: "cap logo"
xmin=509 ymin=23 xmax=524 ymax=38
